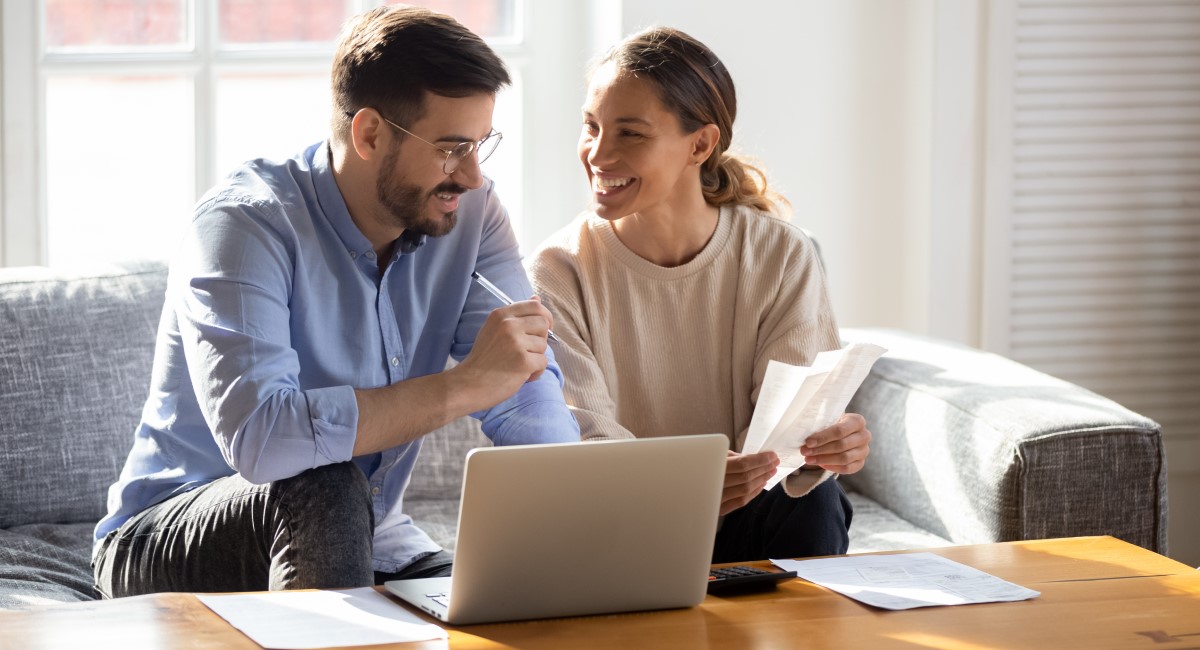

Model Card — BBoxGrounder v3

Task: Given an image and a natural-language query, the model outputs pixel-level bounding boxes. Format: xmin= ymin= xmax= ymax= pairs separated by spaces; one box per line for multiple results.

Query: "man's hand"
xmin=453 ymin=298 xmax=555 ymax=409
xmin=721 ymin=450 xmax=779 ymax=516
xmin=800 ymin=413 xmax=871 ymax=474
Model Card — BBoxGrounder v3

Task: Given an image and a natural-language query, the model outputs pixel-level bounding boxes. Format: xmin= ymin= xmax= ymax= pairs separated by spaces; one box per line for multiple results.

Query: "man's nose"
xmin=452 ymin=153 xmax=485 ymax=189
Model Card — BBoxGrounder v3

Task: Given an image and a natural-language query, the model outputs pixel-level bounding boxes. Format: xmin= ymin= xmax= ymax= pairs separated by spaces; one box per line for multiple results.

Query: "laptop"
xmin=386 ymin=433 xmax=727 ymax=625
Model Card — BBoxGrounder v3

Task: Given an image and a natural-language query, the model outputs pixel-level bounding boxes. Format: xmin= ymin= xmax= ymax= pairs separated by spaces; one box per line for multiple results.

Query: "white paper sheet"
xmin=771 ymin=552 xmax=1041 ymax=610
xmin=197 ymin=587 xmax=447 ymax=649
xmin=742 ymin=342 xmax=887 ymax=488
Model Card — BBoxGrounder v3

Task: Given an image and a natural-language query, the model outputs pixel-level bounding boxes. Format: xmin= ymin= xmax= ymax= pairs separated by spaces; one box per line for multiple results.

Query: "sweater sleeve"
xmin=738 ymin=228 xmax=843 ymax=498
xmin=526 ymin=243 xmax=635 ymax=442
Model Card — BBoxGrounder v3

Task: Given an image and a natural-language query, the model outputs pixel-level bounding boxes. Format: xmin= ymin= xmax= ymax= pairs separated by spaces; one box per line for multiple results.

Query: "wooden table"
xmin=3 ymin=536 xmax=1197 ymax=649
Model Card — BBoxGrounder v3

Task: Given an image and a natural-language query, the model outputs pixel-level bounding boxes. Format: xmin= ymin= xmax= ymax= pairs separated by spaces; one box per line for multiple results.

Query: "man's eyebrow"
xmin=433 ymin=130 xmax=493 ymax=144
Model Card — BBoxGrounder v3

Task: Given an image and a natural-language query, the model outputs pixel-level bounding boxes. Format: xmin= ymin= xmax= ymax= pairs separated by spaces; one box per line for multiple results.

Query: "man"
xmin=93 ymin=5 xmax=577 ymax=597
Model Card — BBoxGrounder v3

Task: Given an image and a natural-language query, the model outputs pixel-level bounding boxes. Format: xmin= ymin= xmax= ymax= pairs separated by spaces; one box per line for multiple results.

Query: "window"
xmin=1 ymin=0 xmax=555 ymax=267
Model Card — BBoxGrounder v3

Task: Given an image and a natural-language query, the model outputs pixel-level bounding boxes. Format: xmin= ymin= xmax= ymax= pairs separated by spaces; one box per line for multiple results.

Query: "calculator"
xmin=706 ymin=565 xmax=798 ymax=594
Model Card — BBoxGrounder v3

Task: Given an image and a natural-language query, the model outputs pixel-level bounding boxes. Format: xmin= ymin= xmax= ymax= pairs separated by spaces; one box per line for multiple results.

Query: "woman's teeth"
xmin=596 ymin=177 xmax=632 ymax=189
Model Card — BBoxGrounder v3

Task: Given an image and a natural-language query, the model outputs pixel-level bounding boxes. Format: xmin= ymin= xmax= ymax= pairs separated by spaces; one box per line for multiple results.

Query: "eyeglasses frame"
xmin=344 ymin=110 xmax=502 ymax=175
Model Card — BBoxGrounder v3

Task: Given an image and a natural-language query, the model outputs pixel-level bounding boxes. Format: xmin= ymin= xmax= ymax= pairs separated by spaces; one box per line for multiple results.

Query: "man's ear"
xmin=692 ymin=123 xmax=720 ymax=165
xmin=348 ymin=108 xmax=389 ymax=162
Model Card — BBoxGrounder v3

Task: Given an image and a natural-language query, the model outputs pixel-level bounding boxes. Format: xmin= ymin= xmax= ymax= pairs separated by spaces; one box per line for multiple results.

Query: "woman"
xmin=526 ymin=27 xmax=871 ymax=562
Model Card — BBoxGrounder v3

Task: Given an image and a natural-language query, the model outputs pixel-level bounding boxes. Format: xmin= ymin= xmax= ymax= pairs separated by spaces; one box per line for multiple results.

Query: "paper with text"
xmin=197 ymin=587 xmax=447 ymax=649
xmin=743 ymin=342 xmax=886 ymax=489
xmin=771 ymin=552 xmax=1040 ymax=610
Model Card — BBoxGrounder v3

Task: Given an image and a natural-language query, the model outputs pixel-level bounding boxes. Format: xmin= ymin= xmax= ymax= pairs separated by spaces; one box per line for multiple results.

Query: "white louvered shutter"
xmin=986 ymin=0 xmax=1200 ymax=558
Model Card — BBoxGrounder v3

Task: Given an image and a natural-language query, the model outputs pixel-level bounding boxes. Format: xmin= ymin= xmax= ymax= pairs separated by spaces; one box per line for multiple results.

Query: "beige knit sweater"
xmin=526 ymin=203 xmax=843 ymax=497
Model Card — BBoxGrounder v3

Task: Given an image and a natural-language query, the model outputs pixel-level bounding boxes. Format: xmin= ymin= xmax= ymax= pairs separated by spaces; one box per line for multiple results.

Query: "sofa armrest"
xmin=840 ymin=328 xmax=1168 ymax=553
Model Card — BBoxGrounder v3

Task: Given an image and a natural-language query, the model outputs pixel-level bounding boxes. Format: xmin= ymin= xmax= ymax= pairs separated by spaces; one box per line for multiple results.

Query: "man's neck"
xmin=329 ymin=140 xmax=403 ymax=260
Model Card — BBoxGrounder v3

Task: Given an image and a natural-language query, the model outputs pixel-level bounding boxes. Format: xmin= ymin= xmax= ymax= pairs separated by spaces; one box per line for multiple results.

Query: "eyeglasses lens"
xmin=445 ymin=132 xmax=502 ymax=173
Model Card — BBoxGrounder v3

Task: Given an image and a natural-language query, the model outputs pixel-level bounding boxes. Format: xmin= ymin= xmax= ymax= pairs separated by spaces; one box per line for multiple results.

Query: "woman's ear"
xmin=691 ymin=123 xmax=720 ymax=165
xmin=348 ymin=108 xmax=388 ymax=162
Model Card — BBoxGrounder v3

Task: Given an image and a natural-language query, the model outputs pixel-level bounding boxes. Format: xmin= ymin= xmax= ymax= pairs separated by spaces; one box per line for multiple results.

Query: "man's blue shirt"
xmin=95 ymin=141 xmax=579 ymax=571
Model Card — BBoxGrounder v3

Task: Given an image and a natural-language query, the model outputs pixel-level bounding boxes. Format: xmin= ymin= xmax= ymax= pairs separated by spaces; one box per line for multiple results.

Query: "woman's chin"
xmin=591 ymin=201 xmax=631 ymax=222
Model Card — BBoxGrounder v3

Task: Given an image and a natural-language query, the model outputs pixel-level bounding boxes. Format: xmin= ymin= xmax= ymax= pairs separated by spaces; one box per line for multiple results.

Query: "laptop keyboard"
xmin=425 ymin=592 xmax=451 ymax=607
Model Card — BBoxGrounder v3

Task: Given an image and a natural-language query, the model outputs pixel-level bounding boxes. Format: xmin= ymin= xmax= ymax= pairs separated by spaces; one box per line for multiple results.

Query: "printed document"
xmin=742 ymin=342 xmax=887 ymax=488
xmin=772 ymin=553 xmax=1041 ymax=610
xmin=198 ymin=587 xmax=447 ymax=649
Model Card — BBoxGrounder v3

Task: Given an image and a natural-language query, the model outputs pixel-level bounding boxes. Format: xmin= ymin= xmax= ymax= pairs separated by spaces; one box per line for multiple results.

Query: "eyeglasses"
xmin=346 ymin=110 xmax=502 ymax=175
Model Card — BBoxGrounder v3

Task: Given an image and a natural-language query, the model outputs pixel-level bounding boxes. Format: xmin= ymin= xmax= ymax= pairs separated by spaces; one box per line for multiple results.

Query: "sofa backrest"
xmin=0 ymin=261 xmax=167 ymax=528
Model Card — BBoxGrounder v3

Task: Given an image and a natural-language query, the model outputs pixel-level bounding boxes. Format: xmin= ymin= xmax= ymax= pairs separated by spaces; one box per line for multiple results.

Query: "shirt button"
xmin=371 ymin=486 xmax=381 ymax=496
xmin=349 ymin=250 xmax=358 ymax=259
xmin=366 ymin=251 xmax=376 ymax=260
xmin=390 ymin=356 xmax=399 ymax=367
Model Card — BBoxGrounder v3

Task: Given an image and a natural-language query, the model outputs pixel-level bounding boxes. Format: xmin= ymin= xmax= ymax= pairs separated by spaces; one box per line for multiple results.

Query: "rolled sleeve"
xmin=307 ymin=385 xmax=359 ymax=465
xmin=477 ymin=359 xmax=580 ymax=446
xmin=221 ymin=386 xmax=358 ymax=485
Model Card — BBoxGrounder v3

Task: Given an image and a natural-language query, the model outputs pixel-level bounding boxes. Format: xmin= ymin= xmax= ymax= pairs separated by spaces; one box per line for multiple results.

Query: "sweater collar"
xmin=589 ymin=204 xmax=735 ymax=279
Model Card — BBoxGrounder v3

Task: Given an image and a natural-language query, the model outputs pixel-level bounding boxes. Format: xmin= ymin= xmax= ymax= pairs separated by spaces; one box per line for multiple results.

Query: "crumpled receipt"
xmin=742 ymin=342 xmax=887 ymax=489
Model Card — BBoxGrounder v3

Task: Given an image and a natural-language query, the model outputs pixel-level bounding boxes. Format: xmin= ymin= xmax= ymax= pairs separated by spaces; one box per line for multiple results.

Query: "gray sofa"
xmin=0 ymin=260 xmax=1168 ymax=610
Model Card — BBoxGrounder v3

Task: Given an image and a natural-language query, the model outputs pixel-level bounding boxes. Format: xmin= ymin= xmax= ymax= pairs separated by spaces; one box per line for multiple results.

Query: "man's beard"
xmin=376 ymin=145 xmax=464 ymax=238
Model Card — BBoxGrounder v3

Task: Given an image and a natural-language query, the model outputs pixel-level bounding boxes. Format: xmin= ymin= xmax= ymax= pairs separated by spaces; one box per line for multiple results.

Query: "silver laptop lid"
xmin=445 ymin=434 xmax=727 ymax=624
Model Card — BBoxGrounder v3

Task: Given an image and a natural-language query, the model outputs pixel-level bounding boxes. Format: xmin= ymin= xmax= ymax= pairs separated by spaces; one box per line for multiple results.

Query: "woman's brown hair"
xmin=597 ymin=27 xmax=786 ymax=215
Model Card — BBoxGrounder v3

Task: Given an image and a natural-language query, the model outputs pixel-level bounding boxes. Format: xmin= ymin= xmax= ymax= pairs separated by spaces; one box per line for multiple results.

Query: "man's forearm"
xmin=351 ymin=364 xmax=495 ymax=456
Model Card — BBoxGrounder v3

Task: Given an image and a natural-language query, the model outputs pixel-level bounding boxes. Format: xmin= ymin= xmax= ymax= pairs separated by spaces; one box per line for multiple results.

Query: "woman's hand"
xmin=720 ymin=450 xmax=779 ymax=516
xmin=799 ymin=413 xmax=871 ymax=474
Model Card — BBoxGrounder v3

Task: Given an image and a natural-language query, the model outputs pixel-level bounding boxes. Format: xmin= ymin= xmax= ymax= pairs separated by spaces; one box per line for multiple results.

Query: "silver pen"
xmin=471 ymin=271 xmax=561 ymax=343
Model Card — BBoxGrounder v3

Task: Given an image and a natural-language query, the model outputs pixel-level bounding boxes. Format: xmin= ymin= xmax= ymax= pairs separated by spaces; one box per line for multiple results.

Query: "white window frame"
xmin=1 ymin=1 xmax=39 ymax=267
xmin=1 ymin=0 xmax=597 ymax=267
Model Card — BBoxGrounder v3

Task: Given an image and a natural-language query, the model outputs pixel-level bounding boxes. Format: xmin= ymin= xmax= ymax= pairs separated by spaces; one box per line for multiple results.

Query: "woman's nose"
xmin=585 ymin=132 xmax=615 ymax=166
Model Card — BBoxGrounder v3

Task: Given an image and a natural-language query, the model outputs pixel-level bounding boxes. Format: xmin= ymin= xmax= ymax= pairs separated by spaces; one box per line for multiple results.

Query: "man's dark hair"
xmin=331 ymin=5 xmax=510 ymax=140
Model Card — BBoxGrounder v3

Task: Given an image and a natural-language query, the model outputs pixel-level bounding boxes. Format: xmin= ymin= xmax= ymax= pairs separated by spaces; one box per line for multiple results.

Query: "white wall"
xmin=616 ymin=0 xmax=935 ymax=333
xmin=513 ymin=0 xmax=612 ymax=252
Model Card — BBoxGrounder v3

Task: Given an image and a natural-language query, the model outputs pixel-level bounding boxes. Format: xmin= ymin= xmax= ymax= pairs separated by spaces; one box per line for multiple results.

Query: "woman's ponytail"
xmin=701 ymin=152 xmax=786 ymax=216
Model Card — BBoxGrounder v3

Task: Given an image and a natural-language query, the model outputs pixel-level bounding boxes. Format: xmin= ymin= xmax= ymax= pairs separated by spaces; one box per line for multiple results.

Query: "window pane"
xmin=45 ymin=0 xmax=187 ymax=50
xmin=219 ymin=0 xmax=354 ymax=45
xmin=45 ymin=76 xmax=194 ymax=266
xmin=214 ymin=72 xmax=331 ymax=177
xmin=383 ymin=0 xmax=516 ymax=40
xmin=216 ymin=70 xmax=524 ymax=243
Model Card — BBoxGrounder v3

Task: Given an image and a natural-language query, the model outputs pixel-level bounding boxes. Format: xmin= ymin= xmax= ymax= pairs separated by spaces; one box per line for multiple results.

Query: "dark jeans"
xmin=712 ymin=478 xmax=852 ymax=563
xmin=93 ymin=462 xmax=452 ymax=598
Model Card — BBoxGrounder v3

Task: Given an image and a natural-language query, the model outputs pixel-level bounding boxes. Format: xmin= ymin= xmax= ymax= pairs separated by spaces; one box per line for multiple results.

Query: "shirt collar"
xmin=396 ymin=229 xmax=427 ymax=255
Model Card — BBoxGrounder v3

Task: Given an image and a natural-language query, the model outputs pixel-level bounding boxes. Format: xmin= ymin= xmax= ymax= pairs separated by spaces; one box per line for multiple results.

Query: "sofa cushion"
xmin=405 ymin=499 xmax=462 ymax=552
xmin=844 ymin=491 xmax=953 ymax=554
xmin=0 ymin=523 xmax=96 ymax=609
xmin=0 ymin=261 xmax=166 ymax=528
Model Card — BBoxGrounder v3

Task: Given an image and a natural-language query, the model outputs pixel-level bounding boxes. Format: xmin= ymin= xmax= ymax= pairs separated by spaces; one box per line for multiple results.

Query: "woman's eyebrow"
xmin=581 ymin=109 xmax=653 ymax=127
